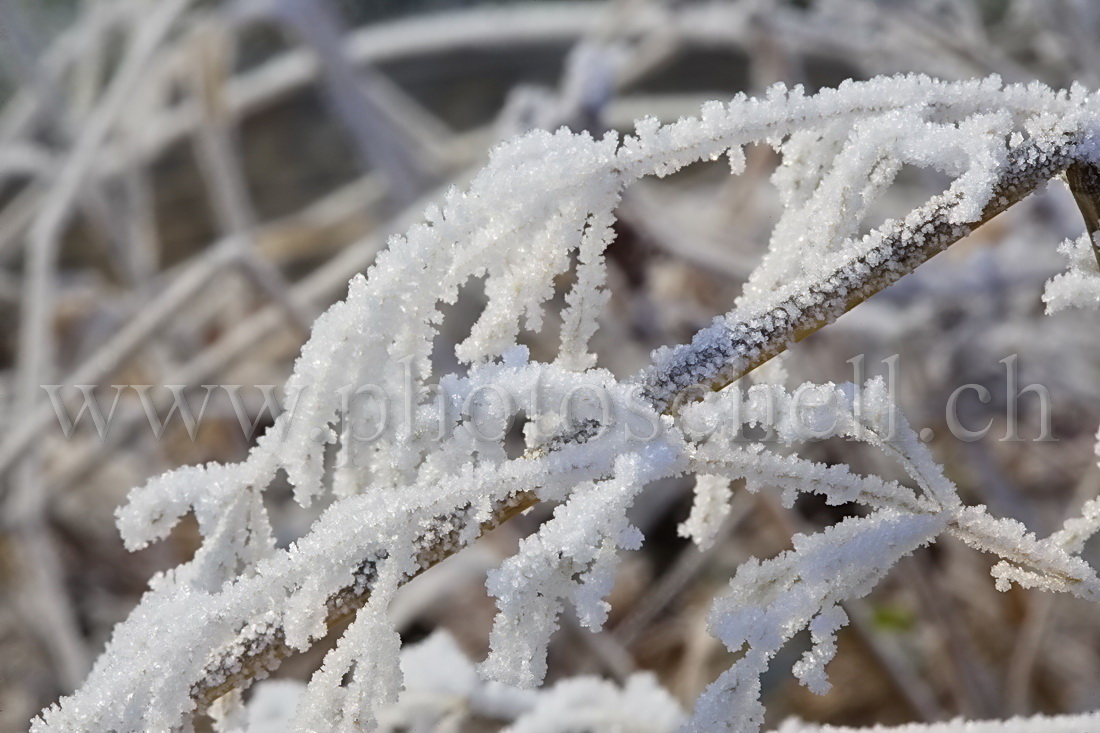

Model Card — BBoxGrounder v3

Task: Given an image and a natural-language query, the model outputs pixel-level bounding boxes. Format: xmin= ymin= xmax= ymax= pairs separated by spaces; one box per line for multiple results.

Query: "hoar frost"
xmin=33 ymin=74 xmax=1100 ymax=733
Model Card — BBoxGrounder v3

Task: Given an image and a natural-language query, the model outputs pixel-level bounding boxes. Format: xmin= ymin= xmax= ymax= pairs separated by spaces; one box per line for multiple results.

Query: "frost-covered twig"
xmin=31 ymin=75 xmax=1100 ymax=733
xmin=636 ymin=131 xmax=1084 ymax=412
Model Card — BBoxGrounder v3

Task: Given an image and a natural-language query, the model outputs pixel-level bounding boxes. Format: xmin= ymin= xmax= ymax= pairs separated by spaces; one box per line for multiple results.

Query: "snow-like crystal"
xmin=34 ymin=74 xmax=1100 ymax=733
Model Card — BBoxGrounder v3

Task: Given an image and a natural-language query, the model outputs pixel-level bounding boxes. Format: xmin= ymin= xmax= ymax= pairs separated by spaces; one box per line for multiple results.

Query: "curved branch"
xmin=188 ymin=131 xmax=1084 ymax=717
xmin=635 ymin=133 xmax=1081 ymax=412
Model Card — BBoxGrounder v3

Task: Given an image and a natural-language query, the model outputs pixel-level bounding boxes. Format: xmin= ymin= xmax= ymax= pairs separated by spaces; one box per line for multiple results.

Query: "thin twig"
xmin=0 ymin=172 xmax=392 ymax=485
xmin=634 ymin=134 xmax=1080 ymax=413
xmin=263 ymin=0 xmax=434 ymax=206
xmin=188 ymin=134 xmax=1081 ymax=714
xmin=1065 ymin=160 xmax=1100 ymax=269
xmin=5 ymin=0 xmax=191 ymax=695
xmin=187 ymin=18 xmax=314 ymax=333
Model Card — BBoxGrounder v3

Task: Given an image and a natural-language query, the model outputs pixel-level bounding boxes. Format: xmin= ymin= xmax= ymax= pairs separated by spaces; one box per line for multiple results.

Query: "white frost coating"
xmin=1043 ymin=232 xmax=1100 ymax=313
xmin=950 ymin=506 xmax=1100 ymax=600
xmin=556 ymin=208 xmax=618 ymax=372
xmin=504 ymin=673 xmax=685 ymax=733
xmin=481 ymin=444 xmax=684 ymax=688
xmin=378 ymin=630 xmax=537 ymax=730
xmin=219 ymin=680 xmax=305 ymax=733
xmin=231 ymin=632 xmax=537 ymax=733
xmin=686 ymin=511 xmax=948 ymax=733
xmin=678 ymin=378 xmax=1100 ymax=730
xmin=637 ymin=80 xmax=1096 ymax=412
xmin=290 ymin=567 xmax=404 ymax=732
xmin=230 ymin=636 xmax=678 ymax=733
xmin=680 ymin=474 xmax=734 ymax=549
xmin=378 ymin=630 xmax=682 ymax=732
xmin=37 ymin=354 xmax=676 ymax=731
xmin=35 ymin=75 xmax=1100 ymax=733
xmin=752 ymin=110 xmax=1013 ymax=298
xmin=682 ymin=378 xmax=945 ymax=514
xmin=1053 ymin=498 xmax=1100 ymax=555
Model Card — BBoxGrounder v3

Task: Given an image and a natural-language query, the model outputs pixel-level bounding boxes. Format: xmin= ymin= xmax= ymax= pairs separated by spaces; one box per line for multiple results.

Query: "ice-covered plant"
xmin=32 ymin=75 xmax=1100 ymax=732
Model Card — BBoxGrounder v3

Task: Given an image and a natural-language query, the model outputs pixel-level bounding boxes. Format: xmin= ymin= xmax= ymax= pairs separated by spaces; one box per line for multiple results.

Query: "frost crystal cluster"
xmin=33 ymin=75 xmax=1100 ymax=732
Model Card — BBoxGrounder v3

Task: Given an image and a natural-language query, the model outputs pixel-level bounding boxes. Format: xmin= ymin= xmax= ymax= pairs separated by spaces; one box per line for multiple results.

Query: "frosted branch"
xmin=31 ymin=74 xmax=1100 ymax=732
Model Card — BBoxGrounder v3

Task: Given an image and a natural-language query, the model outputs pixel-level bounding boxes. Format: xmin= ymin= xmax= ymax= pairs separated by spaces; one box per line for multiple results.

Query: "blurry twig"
xmin=5 ymin=0 xmax=191 ymax=695
xmin=901 ymin=554 xmax=999 ymax=718
xmin=248 ymin=0 xmax=442 ymax=206
xmin=1006 ymin=464 xmax=1100 ymax=713
xmin=612 ymin=490 xmax=753 ymax=650
xmin=36 ymin=175 xmax=432 ymax=503
xmin=14 ymin=0 xmax=190 ymax=421
xmin=0 ymin=169 xmax=394 ymax=487
xmin=757 ymin=491 xmax=946 ymax=722
xmin=188 ymin=19 xmax=314 ymax=333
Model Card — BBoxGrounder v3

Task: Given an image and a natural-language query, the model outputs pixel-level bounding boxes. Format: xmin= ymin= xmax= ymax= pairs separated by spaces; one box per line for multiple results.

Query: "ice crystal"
xmin=1043 ymin=232 xmax=1100 ymax=313
xmin=33 ymin=74 xmax=1100 ymax=733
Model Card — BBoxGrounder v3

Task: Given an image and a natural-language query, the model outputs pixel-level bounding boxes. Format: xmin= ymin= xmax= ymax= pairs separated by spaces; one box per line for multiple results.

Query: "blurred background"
xmin=2 ymin=0 xmax=1100 ymax=730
